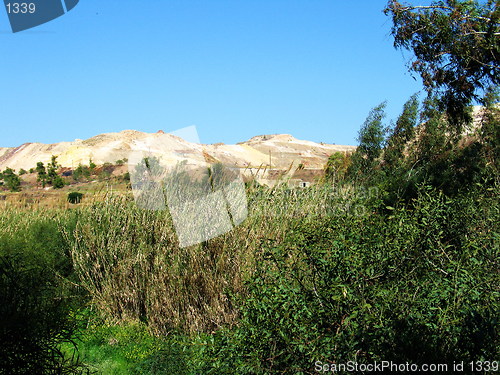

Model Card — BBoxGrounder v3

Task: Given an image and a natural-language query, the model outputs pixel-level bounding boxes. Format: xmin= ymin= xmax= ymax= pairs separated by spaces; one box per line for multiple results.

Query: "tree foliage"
xmin=384 ymin=93 xmax=419 ymax=168
xmin=36 ymin=156 xmax=65 ymax=188
xmin=385 ymin=0 xmax=500 ymax=127
xmin=1 ymin=168 xmax=21 ymax=192
xmin=73 ymin=164 xmax=91 ymax=182
xmin=324 ymin=152 xmax=351 ymax=181
xmin=36 ymin=162 xmax=48 ymax=187
xmin=348 ymin=102 xmax=387 ymax=179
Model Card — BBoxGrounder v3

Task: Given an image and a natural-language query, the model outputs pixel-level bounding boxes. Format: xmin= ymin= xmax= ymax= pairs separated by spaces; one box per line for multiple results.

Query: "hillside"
xmin=0 ymin=131 xmax=356 ymax=178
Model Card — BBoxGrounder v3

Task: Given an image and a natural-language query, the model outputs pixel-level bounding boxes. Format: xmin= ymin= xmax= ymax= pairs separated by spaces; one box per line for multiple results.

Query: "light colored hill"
xmin=0 ymin=131 xmax=356 ymax=175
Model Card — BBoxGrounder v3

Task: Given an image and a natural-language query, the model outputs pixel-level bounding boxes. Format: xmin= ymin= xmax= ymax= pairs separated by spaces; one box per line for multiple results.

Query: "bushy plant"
xmin=68 ymin=192 xmax=84 ymax=204
xmin=204 ymin=185 xmax=499 ymax=373
xmin=1 ymin=168 xmax=21 ymax=192
xmin=73 ymin=164 xmax=91 ymax=182
xmin=347 ymin=102 xmax=387 ymax=182
xmin=0 ymin=253 xmax=85 ymax=374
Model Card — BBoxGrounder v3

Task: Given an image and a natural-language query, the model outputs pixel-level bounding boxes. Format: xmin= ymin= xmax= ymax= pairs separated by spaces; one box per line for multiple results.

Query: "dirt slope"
xmin=0 ymin=130 xmax=356 ymax=172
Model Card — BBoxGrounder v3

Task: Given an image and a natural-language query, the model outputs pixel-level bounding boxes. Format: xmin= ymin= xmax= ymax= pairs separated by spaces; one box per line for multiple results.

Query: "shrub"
xmin=68 ymin=192 xmax=84 ymax=204
xmin=53 ymin=175 xmax=65 ymax=189
xmin=2 ymin=168 xmax=21 ymax=192
xmin=98 ymin=163 xmax=114 ymax=181
xmin=205 ymin=185 xmax=499 ymax=373
xmin=0 ymin=254 xmax=86 ymax=374
xmin=73 ymin=164 xmax=91 ymax=182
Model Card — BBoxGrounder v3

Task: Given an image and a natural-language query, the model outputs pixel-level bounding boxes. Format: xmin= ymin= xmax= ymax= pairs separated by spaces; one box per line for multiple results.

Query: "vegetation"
xmin=0 ymin=2 xmax=498 ymax=374
xmin=385 ymin=0 xmax=500 ymax=127
xmin=0 ymin=211 xmax=85 ymax=374
xmin=347 ymin=102 xmax=387 ymax=181
xmin=324 ymin=151 xmax=351 ymax=181
xmin=73 ymin=164 xmax=92 ymax=182
xmin=68 ymin=192 xmax=84 ymax=204
xmin=36 ymin=156 xmax=65 ymax=189
xmin=1 ymin=168 xmax=21 ymax=192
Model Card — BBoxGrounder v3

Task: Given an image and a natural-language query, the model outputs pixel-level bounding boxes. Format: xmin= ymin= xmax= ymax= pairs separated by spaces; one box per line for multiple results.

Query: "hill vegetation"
xmin=0 ymin=1 xmax=498 ymax=374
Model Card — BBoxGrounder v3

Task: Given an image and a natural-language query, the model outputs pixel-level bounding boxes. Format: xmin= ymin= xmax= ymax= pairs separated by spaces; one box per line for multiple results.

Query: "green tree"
xmin=36 ymin=156 xmax=65 ymax=189
xmin=2 ymin=168 xmax=21 ymax=192
xmin=479 ymin=85 xmax=500 ymax=179
xmin=385 ymin=0 xmax=500 ymax=128
xmin=52 ymin=176 xmax=65 ymax=189
xmin=73 ymin=164 xmax=91 ymax=182
xmin=36 ymin=162 xmax=47 ymax=187
xmin=324 ymin=152 xmax=351 ymax=180
xmin=47 ymin=155 xmax=59 ymax=184
xmin=384 ymin=94 xmax=419 ymax=168
xmin=348 ymin=102 xmax=387 ymax=179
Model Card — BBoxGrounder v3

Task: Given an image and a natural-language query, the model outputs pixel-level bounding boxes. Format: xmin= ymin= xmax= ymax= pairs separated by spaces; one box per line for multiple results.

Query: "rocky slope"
xmin=0 ymin=130 xmax=356 ymax=174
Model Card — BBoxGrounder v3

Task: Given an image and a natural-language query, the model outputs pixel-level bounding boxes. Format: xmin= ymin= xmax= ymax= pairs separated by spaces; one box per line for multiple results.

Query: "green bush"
xmin=73 ymin=164 xmax=91 ymax=182
xmin=0 ymin=254 xmax=86 ymax=374
xmin=53 ymin=175 xmax=66 ymax=189
xmin=68 ymin=192 xmax=84 ymax=204
xmin=2 ymin=168 xmax=21 ymax=192
xmin=0 ymin=210 xmax=87 ymax=374
xmin=204 ymin=185 xmax=499 ymax=373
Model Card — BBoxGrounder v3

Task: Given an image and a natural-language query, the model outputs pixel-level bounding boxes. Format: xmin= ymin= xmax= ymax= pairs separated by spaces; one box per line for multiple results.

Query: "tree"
xmin=324 ymin=152 xmax=351 ymax=180
xmin=348 ymin=102 xmax=387 ymax=178
xmin=479 ymin=86 xmax=500 ymax=162
xmin=36 ymin=162 xmax=47 ymax=187
xmin=52 ymin=176 xmax=65 ymax=189
xmin=48 ymin=156 xmax=65 ymax=189
xmin=385 ymin=0 xmax=500 ymax=128
xmin=384 ymin=93 xmax=420 ymax=168
xmin=2 ymin=168 xmax=21 ymax=192
xmin=47 ymin=155 xmax=59 ymax=184
xmin=35 ymin=157 xmax=64 ymax=188
xmin=73 ymin=164 xmax=91 ymax=182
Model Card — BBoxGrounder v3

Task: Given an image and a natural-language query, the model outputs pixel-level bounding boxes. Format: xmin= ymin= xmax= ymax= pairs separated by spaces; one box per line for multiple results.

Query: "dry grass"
xmin=1 ymin=181 xmax=352 ymax=335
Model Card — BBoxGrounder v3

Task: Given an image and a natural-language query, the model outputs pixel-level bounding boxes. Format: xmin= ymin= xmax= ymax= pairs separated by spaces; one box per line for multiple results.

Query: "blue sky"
xmin=0 ymin=0 xmax=426 ymax=147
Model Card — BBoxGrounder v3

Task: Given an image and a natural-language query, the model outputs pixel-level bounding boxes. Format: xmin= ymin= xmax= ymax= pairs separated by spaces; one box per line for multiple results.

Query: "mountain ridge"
xmin=0 ymin=130 xmax=356 ymax=172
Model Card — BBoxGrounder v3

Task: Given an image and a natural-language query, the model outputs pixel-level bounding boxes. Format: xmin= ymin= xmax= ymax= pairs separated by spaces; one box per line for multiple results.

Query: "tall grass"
xmin=63 ymin=183 xmax=354 ymax=335
xmin=0 ymin=182 xmax=376 ymax=336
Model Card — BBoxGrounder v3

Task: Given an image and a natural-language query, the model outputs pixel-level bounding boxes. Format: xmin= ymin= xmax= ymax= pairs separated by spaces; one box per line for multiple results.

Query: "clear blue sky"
xmin=0 ymin=0 xmax=426 ymax=147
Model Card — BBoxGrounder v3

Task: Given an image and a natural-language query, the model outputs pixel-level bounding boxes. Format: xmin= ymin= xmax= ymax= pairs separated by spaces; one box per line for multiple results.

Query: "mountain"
xmin=0 ymin=131 xmax=356 ymax=176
